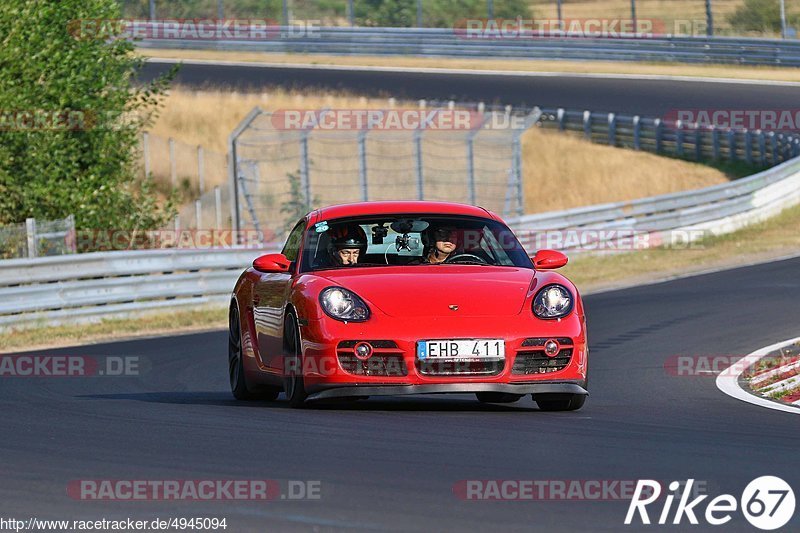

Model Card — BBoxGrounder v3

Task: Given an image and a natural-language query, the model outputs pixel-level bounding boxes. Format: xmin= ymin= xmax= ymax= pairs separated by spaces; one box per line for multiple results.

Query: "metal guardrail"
xmin=0 ymin=247 xmax=278 ymax=329
xmin=507 ymin=155 xmax=800 ymax=253
xmin=138 ymin=26 xmax=800 ymax=67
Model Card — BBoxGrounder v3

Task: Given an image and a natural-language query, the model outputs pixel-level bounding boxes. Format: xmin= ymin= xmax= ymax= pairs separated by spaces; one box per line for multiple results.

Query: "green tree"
xmin=0 ymin=0 xmax=175 ymax=232
xmin=728 ymin=0 xmax=783 ymax=33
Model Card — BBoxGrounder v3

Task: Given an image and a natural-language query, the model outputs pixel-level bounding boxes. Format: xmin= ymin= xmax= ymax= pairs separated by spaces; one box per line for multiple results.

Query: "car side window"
xmin=281 ymin=220 xmax=306 ymax=263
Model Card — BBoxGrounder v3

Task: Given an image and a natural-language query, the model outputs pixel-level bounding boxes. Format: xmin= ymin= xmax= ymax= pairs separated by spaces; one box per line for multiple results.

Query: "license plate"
xmin=417 ymin=339 xmax=505 ymax=361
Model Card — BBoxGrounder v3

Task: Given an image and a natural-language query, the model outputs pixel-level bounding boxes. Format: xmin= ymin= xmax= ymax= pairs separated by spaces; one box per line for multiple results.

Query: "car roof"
xmin=311 ymin=201 xmax=497 ymax=223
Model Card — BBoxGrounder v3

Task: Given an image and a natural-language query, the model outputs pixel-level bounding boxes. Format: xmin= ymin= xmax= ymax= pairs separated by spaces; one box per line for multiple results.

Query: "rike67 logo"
xmin=625 ymin=477 xmax=795 ymax=530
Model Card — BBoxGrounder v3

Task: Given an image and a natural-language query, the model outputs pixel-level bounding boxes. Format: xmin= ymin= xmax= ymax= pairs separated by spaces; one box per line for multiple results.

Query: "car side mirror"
xmin=253 ymin=253 xmax=291 ymax=273
xmin=531 ymin=249 xmax=568 ymax=270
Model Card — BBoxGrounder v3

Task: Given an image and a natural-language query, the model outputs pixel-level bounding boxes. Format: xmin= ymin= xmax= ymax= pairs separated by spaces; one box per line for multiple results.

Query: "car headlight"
xmin=319 ymin=287 xmax=370 ymax=322
xmin=533 ymin=284 xmax=573 ymax=319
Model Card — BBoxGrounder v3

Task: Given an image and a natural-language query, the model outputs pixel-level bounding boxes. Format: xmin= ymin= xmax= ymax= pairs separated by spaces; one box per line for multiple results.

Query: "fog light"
xmin=354 ymin=342 xmax=373 ymax=360
xmin=544 ymin=339 xmax=560 ymax=357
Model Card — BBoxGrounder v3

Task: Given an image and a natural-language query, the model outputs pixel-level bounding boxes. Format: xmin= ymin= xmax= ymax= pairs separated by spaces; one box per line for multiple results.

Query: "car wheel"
xmin=475 ymin=392 xmax=524 ymax=404
xmin=534 ymin=393 xmax=586 ymax=411
xmin=229 ymin=305 xmax=279 ymax=401
xmin=283 ymin=313 xmax=309 ymax=409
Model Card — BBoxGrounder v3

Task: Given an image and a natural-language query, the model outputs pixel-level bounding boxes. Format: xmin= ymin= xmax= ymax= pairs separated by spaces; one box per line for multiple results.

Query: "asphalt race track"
xmin=139 ymin=60 xmax=800 ymax=116
xmin=3 ymin=256 xmax=799 ymax=531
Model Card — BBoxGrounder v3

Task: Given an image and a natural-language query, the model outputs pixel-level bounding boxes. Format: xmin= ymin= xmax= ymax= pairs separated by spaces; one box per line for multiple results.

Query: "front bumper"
xmin=298 ymin=312 xmax=588 ymax=390
xmin=306 ymin=381 xmax=588 ymax=401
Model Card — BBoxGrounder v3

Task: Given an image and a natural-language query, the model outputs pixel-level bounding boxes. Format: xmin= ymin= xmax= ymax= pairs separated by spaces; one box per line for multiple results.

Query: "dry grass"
xmin=139 ymin=48 xmax=800 ymax=83
xmin=531 ymin=0 xmax=747 ymax=35
xmin=148 ymin=87 xmax=730 ymax=214
xmin=520 ymin=127 xmax=726 ymax=211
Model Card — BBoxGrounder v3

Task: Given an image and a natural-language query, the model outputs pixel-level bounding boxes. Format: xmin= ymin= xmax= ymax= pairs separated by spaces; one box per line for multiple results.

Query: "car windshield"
xmin=300 ymin=215 xmax=532 ymax=272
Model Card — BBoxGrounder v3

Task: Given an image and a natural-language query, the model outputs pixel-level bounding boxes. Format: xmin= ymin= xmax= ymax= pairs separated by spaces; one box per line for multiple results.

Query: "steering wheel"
xmin=443 ymin=252 xmax=489 ymax=264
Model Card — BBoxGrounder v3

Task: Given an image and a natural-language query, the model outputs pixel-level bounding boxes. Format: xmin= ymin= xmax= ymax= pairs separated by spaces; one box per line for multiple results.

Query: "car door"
xmin=254 ymin=219 xmax=305 ymax=373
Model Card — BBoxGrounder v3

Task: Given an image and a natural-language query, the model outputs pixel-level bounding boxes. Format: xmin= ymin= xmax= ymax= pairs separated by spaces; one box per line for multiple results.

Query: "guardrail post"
xmin=726 ymin=130 xmax=736 ymax=162
xmin=358 ymin=129 xmax=369 ymax=202
xmin=654 ymin=118 xmax=663 ymax=153
xmin=25 ymin=217 xmax=37 ymax=258
xmin=777 ymin=133 xmax=786 ymax=162
xmin=744 ymin=130 xmax=754 ymax=165
xmin=794 ymin=138 xmax=800 ymax=158
xmin=607 ymin=113 xmax=616 ymax=146
xmin=300 ymin=132 xmax=311 ymax=208
xmin=214 ymin=186 xmax=222 ymax=229
xmin=557 ymin=108 xmax=566 ymax=131
xmin=770 ymin=132 xmax=778 ymax=165
xmin=694 ymin=127 xmax=702 ymax=160
xmin=583 ymin=110 xmax=591 ymax=140
xmin=758 ymin=131 xmax=767 ymax=166
xmin=197 ymin=145 xmax=205 ymax=195
xmin=632 ymin=116 xmax=641 ymax=150
xmin=712 ymin=127 xmax=721 ymax=160
xmin=676 ymin=121 xmax=684 ymax=157
xmin=142 ymin=132 xmax=151 ymax=178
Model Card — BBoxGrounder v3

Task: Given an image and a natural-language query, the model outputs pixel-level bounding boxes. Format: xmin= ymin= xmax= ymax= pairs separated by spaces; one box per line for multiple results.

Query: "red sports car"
xmin=228 ymin=201 xmax=588 ymax=410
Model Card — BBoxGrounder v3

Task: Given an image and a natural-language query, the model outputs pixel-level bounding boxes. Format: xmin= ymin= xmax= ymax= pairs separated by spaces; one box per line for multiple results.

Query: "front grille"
xmin=512 ymin=338 xmax=574 ymax=375
xmin=416 ymin=359 xmax=505 ymax=376
xmin=337 ymin=340 xmax=407 ymax=376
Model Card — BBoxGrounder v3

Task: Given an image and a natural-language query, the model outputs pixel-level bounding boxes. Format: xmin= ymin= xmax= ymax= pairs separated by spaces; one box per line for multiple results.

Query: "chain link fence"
xmin=229 ymin=104 xmax=539 ymax=239
xmin=0 ymin=216 xmax=76 ymax=259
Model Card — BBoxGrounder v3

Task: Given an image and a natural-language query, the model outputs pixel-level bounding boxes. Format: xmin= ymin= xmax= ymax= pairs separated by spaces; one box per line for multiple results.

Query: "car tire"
xmin=283 ymin=313 xmax=309 ymax=409
xmin=475 ymin=392 xmax=524 ymax=404
xmin=534 ymin=393 xmax=586 ymax=411
xmin=229 ymin=305 xmax=279 ymax=401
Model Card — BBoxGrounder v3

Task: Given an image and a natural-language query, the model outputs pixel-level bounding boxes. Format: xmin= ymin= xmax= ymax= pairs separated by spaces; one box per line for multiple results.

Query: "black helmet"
xmin=328 ymin=224 xmax=367 ymax=250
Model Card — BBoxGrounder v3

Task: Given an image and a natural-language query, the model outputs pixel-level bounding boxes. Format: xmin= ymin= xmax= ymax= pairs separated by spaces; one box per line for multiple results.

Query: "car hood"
xmin=316 ymin=266 xmax=535 ymax=317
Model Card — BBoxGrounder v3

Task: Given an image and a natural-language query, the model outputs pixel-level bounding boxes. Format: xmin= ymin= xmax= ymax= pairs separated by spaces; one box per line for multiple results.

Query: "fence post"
xmin=415 ymin=100 xmax=426 ymax=200
xmin=712 ymin=127 xmax=721 ymax=159
xmin=654 ymin=118 xmax=663 ymax=153
xmin=632 ymin=115 xmax=641 ymax=150
xmin=174 ymin=215 xmax=180 ymax=233
xmin=607 ymin=112 xmax=616 ymax=146
xmin=142 ymin=132 xmax=151 ymax=178
xmin=557 ymin=108 xmax=566 ymax=131
xmin=300 ymin=132 xmax=311 ymax=209
xmin=758 ymin=131 xmax=767 ymax=166
xmin=466 ymin=134 xmax=476 ymax=205
xmin=217 ymin=0 xmax=224 ymax=19
xmin=770 ymin=132 xmax=778 ymax=165
xmin=195 ymin=200 xmax=202 ymax=229
xmin=512 ymin=134 xmax=523 ymax=216
xmin=583 ymin=110 xmax=591 ymax=140
xmin=694 ymin=127 xmax=702 ymax=160
xmin=169 ymin=137 xmax=177 ymax=188
xmin=214 ymin=186 xmax=222 ymax=229
xmin=149 ymin=0 xmax=156 ymax=19
xmin=675 ymin=120 xmax=684 ymax=157
xmin=66 ymin=214 xmax=76 ymax=254
xmin=727 ymin=130 xmax=736 ymax=162
xmin=744 ymin=130 xmax=753 ymax=165
xmin=358 ymin=129 xmax=369 ymax=202
xmin=197 ymin=145 xmax=205 ymax=195
xmin=25 ymin=217 xmax=37 ymax=258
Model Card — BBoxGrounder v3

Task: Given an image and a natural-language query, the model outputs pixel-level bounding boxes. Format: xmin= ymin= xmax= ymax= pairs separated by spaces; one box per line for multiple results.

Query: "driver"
xmin=421 ymin=225 xmax=458 ymax=264
xmin=327 ymin=224 xmax=367 ymax=266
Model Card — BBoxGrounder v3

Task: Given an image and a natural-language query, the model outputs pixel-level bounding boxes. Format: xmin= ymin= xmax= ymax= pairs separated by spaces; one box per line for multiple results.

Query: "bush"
xmin=0 ymin=0 xmax=176 ymax=234
xmin=728 ymin=0 xmax=782 ymax=33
